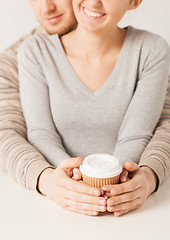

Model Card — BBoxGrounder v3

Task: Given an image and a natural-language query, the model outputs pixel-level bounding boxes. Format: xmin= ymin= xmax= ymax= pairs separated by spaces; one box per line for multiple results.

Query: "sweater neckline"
xmin=54 ymin=26 xmax=132 ymax=98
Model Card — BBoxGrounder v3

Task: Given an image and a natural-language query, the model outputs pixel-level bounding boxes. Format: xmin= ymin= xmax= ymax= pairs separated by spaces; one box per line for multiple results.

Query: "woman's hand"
xmin=102 ymin=161 xmax=157 ymax=217
xmin=37 ymin=157 xmax=107 ymax=216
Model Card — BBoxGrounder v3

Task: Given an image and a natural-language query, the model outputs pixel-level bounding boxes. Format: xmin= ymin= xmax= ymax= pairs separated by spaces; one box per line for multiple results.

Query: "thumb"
xmin=124 ymin=161 xmax=139 ymax=173
xmin=58 ymin=157 xmax=83 ymax=170
xmin=72 ymin=168 xmax=82 ymax=181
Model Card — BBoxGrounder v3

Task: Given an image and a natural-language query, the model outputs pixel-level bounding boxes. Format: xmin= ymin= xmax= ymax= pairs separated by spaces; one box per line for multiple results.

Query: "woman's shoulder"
xmin=128 ymin=26 xmax=169 ymax=47
xmin=127 ymin=26 xmax=170 ymax=60
xmin=18 ymin=33 xmax=60 ymax=57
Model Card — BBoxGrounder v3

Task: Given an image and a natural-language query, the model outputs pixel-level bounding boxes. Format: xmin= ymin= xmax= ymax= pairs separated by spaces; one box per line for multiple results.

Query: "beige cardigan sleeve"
xmin=139 ymin=77 xmax=170 ymax=191
xmin=0 ymin=27 xmax=170 ymax=191
xmin=0 ymin=27 xmax=53 ymax=190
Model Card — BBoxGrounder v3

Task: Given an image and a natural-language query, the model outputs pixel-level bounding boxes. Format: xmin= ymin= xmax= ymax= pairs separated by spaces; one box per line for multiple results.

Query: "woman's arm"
xmin=18 ymin=36 xmax=70 ymax=167
xmin=139 ymin=77 xmax=170 ymax=189
xmin=113 ymin=36 xmax=170 ymax=165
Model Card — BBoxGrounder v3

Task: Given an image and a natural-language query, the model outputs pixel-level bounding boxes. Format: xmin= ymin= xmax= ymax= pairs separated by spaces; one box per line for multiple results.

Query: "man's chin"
xmin=43 ymin=23 xmax=77 ymax=35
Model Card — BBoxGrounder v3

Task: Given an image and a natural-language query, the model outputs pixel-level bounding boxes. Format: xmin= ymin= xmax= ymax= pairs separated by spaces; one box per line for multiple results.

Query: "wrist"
xmin=37 ymin=167 xmax=55 ymax=195
xmin=140 ymin=166 xmax=158 ymax=196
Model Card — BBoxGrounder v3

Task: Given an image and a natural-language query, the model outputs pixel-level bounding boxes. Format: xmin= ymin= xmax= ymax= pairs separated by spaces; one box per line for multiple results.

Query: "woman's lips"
xmin=82 ymin=7 xmax=105 ymax=19
xmin=45 ymin=14 xmax=63 ymax=24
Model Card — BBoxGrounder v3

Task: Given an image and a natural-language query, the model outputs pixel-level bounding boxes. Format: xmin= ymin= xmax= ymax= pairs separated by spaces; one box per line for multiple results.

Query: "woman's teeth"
xmin=84 ymin=7 xmax=104 ymax=18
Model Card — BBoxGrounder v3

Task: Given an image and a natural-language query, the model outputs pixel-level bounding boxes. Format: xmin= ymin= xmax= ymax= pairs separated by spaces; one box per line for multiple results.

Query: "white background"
xmin=0 ymin=0 xmax=170 ymax=53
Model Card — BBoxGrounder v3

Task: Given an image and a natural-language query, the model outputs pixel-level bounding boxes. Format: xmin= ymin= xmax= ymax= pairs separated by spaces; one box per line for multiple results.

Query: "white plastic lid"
xmin=79 ymin=154 xmax=122 ymax=178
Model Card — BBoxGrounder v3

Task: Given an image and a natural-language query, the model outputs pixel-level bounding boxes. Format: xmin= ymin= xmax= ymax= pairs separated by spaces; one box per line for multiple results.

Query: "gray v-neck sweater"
xmin=18 ymin=26 xmax=170 ymax=166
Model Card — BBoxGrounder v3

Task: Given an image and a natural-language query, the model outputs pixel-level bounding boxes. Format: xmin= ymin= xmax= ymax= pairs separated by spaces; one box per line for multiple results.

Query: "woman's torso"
xmin=19 ymin=26 xmax=169 ymax=160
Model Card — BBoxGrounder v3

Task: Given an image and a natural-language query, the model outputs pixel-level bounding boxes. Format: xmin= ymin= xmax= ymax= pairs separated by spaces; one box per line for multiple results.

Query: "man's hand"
xmin=102 ymin=161 xmax=157 ymax=217
xmin=37 ymin=157 xmax=107 ymax=216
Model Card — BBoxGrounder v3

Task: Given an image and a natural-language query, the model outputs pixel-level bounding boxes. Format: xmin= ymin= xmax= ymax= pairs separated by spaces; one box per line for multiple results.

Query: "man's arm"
xmin=0 ymin=27 xmax=53 ymax=190
xmin=139 ymin=77 xmax=170 ymax=190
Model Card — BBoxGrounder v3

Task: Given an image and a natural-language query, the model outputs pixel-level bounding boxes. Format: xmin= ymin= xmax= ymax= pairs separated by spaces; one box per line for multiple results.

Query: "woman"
xmin=18 ymin=0 xmax=170 ymax=214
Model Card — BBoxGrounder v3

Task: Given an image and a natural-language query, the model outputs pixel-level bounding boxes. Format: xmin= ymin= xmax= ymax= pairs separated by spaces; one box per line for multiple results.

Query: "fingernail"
xmin=99 ymin=206 xmax=105 ymax=211
xmin=92 ymin=211 xmax=97 ymax=215
xmin=99 ymin=200 xmax=105 ymax=205
xmin=122 ymin=176 xmax=127 ymax=181
xmin=114 ymin=212 xmax=120 ymax=217
xmin=94 ymin=190 xmax=100 ymax=196
xmin=75 ymin=173 xmax=80 ymax=179
xmin=110 ymin=206 xmax=115 ymax=211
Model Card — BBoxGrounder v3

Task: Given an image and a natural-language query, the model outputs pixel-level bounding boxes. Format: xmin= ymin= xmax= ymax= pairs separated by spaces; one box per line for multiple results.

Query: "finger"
xmin=114 ymin=211 xmax=125 ymax=217
xmin=61 ymin=186 xmax=107 ymax=206
xmin=114 ymin=206 xmax=138 ymax=217
xmin=114 ymin=209 xmax=131 ymax=217
xmin=103 ymin=191 xmax=112 ymax=198
xmin=103 ymin=175 xmax=141 ymax=196
xmin=99 ymin=188 xmax=104 ymax=195
xmin=120 ymin=168 xmax=128 ymax=182
xmin=72 ymin=168 xmax=82 ymax=180
xmin=67 ymin=169 xmax=73 ymax=178
xmin=124 ymin=161 xmax=139 ymax=172
xmin=59 ymin=157 xmax=83 ymax=170
xmin=66 ymin=206 xmax=99 ymax=216
xmin=102 ymin=184 xmax=115 ymax=192
xmin=62 ymin=175 xmax=102 ymax=196
xmin=107 ymin=187 xmax=142 ymax=207
xmin=62 ymin=198 xmax=107 ymax=213
xmin=107 ymin=197 xmax=141 ymax=213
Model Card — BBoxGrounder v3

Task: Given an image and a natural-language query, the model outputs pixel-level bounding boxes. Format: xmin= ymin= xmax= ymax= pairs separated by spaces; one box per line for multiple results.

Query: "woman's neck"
xmin=62 ymin=25 xmax=127 ymax=60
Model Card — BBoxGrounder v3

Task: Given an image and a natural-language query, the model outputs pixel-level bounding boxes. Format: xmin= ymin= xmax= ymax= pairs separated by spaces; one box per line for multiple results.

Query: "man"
xmin=0 ymin=0 xmax=170 ymax=217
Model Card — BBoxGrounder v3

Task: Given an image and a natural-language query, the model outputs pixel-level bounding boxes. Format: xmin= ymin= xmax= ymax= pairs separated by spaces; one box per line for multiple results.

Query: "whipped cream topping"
xmin=79 ymin=154 xmax=122 ymax=178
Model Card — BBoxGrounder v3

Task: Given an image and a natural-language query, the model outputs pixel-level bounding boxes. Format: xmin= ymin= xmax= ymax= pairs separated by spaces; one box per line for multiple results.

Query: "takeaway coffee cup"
xmin=79 ymin=154 xmax=122 ymax=188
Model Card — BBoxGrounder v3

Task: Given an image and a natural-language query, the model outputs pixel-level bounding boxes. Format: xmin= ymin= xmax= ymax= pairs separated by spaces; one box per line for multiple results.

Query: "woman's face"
xmin=72 ymin=0 xmax=136 ymax=32
xmin=29 ymin=0 xmax=77 ymax=35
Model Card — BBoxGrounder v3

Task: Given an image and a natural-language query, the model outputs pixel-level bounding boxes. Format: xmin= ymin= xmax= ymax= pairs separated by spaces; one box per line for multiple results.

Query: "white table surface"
xmin=0 ymin=170 xmax=169 ymax=240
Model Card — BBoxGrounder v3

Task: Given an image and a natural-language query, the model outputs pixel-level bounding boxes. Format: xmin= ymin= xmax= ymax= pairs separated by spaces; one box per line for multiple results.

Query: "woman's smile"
xmin=82 ymin=7 xmax=106 ymax=19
